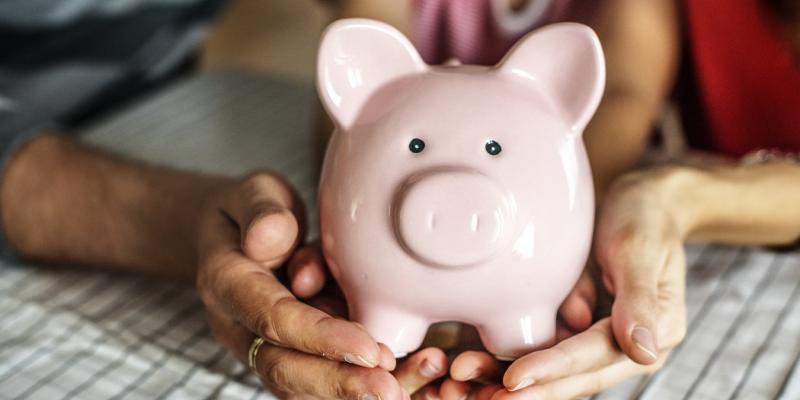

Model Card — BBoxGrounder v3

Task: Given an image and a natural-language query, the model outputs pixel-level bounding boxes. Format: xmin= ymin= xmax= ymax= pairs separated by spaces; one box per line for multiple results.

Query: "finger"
xmin=440 ymin=379 xmax=470 ymax=400
xmin=394 ymin=348 xmax=448 ymax=394
xmin=451 ymin=351 xmax=503 ymax=384
xmin=227 ymin=173 xmax=302 ymax=265
xmin=208 ymin=254 xmax=384 ymax=368
xmin=306 ymin=291 xmax=348 ymax=318
xmin=503 ymin=319 xmax=624 ymax=391
xmin=255 ymin=344 xmax=406 ymax=400
xmin=494 ymin=355 xmax=666 ymax=400
xmin=288 ymin=244 xmax=327 ymax=298
xmin=598 ymin=235 xmax=664 ymax=365
xmin=554 ymin=320 xmax=575 ymax=342
xmin=204 ymin=301 xmax=256 ymax=364
xmin=558 ymin=269 xmax=596 ymax=332
xmin=475 ymin=385 xmax=503 ymax=400
xmin=379 ymin=343 xmax=398 ymax=371
xmin=412 ymin=384 xmax=441 ymax=400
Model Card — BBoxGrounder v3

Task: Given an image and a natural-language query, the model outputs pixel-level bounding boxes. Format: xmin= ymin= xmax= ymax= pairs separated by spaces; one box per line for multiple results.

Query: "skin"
xmin=0 ymin=2 xmax=447 ymax=397
xmin=0 ymin=134 xmax=453 ymax=399
xmin=322 ymin=0 xmax=800 ymax=398
xmin=3 ymin=1 xmax=798 ymax=399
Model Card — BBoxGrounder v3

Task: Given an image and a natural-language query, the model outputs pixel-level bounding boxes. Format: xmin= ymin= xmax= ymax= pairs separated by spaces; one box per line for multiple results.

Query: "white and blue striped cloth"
xmin=1 ymin=72 xmax=800 ymax=399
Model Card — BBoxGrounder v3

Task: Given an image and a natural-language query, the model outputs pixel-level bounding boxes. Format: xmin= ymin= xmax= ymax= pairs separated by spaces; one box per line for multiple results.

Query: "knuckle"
xmin=261 ymin=296 xmax=295 ymax=344
xmin=260 ymin=348 xmax=290 ymax=392
xmin=626 ymin=284 xmax=657 ymax=304
xmin=665 ymin=322 xmax=687 ymax=348
xmin=240 ymin=171 xmax=286 ymax=196
xmin=195 ymin=269 xmax=212 ymax=305
xmin=334 ymin=368 xmax=360 ymax=400
xmin=361 ymin=370 xmax=396 ymax=398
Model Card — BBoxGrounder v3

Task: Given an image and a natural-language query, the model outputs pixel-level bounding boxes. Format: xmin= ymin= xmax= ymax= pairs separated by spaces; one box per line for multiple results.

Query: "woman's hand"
xmin=441 ymin=167 xmax=694 ymax=399
xmin=288 ymin=243 xmax=600 ymax=400
xmin=195 ymin=172 xmax=418 ymax=399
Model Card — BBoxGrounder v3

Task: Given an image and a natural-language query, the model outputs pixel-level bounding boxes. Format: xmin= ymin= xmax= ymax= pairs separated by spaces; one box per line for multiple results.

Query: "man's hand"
xmin=196 ymin=172 xmax=430 ymax=399
xmin=287 ymin=243 xmax=599 ymax=400
xmin=288 ymin=243 xmax=468 ymax=399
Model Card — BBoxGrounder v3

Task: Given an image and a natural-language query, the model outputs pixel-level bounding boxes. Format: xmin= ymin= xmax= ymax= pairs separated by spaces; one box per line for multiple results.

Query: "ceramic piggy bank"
xmin=317 ymin=19 xmax=604 ymax=359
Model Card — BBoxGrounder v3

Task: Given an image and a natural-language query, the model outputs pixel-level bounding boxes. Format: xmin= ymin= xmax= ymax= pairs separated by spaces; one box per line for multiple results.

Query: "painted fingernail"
xmin=510 ymin=377 xmax=535 ymax=391
xmin=345 ymin=353 xmax=378 ymax=368
xmin=631 ymin=326 xmax=658 ymax=360
xmin=360 ymin=393 xmax=379 ymax=400
xmin=420 ymin=359 xmax=441 ymax=378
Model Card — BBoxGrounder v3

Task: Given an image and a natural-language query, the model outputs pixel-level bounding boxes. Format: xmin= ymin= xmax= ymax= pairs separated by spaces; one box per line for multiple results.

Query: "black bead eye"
xmin=409 ymin=138 xmax=426 ymax=153
xmin=485 ymin=140 xmax=502 ymax=156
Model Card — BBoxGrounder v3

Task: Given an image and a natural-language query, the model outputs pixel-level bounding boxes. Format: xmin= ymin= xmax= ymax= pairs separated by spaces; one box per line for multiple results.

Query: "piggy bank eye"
xmin=485 ymin=140 xmax=502 ymax=156
xmin=409 ymin=138 xmax=426 ymax=154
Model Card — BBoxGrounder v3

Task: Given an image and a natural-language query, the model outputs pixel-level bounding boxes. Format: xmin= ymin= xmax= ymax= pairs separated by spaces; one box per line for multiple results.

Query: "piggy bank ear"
xmin=498 ymin=23 xmax=605 ymax=133
xmin=317 ymin=19 xmax=426 ymax=129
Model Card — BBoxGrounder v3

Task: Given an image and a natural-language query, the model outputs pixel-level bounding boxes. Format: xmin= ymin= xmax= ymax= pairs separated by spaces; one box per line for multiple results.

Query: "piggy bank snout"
xmin=394 ymin=170 xmax=513 ymax=268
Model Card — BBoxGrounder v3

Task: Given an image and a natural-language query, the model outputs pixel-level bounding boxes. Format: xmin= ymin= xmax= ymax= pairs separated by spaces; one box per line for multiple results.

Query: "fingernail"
xmin=345 ymin=353 xmax=378 ymax=368
xmin=463 ymin=368 xmax=482 ymax=381
xmin=631 ymin=326 xmax=658 ymax=360
xmin=360 ymin=394 xmax=379 ymax=400
xmin=424 ymin=390 xmax=440 ymax=400
xmin=419 ymin=359 xmax=441 ymax=378
xmin=510 ymin=377 xmax=535 ymax=391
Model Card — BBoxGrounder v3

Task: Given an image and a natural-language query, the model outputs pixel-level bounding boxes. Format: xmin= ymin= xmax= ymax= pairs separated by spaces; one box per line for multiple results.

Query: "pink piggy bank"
xmin=317 ymin=19 xmax=605 ymax=360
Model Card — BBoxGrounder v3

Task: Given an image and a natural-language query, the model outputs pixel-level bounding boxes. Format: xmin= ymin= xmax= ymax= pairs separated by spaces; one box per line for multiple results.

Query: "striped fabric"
xmin=0 ymin=0 xmax=224 ymax=260
xmin=0 ymin=0 xmax=223 ymax=124
xmin=2 ymin=71 xmax=800 ymax=399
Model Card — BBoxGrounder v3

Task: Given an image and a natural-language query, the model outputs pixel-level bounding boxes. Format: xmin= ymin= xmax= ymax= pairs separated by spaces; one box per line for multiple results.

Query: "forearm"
xmin=584 ymin=91 xmax=658 ymax=200
xmin=637 ymin=163 xmax=800 ymax=246
xmin=585 ymin=0 xmax=680 ymax=200
xmin=674 ymin=163 xmax=800 ymax=246
xmin=0 ymin=134 xmax=233 ymax=279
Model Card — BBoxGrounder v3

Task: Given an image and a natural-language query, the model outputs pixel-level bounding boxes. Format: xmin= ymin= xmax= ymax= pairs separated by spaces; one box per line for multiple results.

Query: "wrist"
xmin=653 ymin=165 xmax=712 ymax=238
xmin=614 ymin=165 xmax=708 ymax=239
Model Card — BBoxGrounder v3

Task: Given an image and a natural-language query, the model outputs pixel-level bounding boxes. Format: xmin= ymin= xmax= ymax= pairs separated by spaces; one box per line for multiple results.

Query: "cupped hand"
xmin=465 ymin=169 xmax=690 ymax=399
xmin=196 ymin=172 xmax=422 ymax=399
xmin=287 ymin=243 xmax=598 ymax=400
xmin=288 ymin=243 xmax=457 ymax=399
xmin=434 ymin=268 xmax=598 ymax=400
xmin=436 ymin=168 xmax=692 ymax=399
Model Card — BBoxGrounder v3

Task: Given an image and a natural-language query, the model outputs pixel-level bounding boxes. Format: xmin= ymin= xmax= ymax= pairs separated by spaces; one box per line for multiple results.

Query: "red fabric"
xmin=684 ymin=0 xmax=800 ymax=156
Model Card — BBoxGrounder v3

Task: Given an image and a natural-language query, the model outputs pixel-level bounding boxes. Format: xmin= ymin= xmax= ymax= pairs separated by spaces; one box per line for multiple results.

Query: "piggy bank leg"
xmin=351 ymin=306 xmax=430 ymax=358
xmin=477 ymin=311 xmax=557 ymax=360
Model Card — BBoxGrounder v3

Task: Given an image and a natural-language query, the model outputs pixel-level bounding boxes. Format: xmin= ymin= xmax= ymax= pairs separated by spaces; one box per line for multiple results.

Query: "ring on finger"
xmin=248 ymin=336 xmax=266 ymax=377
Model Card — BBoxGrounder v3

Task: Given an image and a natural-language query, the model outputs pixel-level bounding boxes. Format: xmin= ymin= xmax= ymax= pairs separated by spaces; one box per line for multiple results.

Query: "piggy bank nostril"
xmin=427 ymin=211 xmax=436 ymax=230
xmin=470 ymin=213 xmax=480 ymax=232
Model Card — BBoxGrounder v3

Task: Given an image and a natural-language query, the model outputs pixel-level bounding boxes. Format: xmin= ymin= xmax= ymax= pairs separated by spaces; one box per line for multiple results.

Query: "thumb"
xmin=226 ymin=173 xmax=302 ymax=267
xmin=601 ymin=238 xmax=665 ymax=365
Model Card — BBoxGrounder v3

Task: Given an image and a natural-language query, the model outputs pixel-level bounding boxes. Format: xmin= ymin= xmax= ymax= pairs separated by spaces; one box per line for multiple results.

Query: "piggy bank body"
xmin=317 ymin=19 xmax=605 ymax=359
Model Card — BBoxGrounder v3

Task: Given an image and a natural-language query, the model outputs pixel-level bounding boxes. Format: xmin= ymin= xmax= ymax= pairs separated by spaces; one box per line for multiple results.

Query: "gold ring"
xmin=248 ymin=336 xmax=265 ymax=375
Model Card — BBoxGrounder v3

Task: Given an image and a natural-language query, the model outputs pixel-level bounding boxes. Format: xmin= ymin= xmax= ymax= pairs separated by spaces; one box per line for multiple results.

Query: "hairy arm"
xmin=585 ymin=0 xmax=681 ymax=199
xmin=0 ymin=134 xmax=231 ymax=279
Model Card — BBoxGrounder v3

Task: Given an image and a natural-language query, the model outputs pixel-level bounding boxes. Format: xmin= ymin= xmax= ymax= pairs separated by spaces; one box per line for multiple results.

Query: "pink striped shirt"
xmin=411 ymin=0 xmax=591 ymax=65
